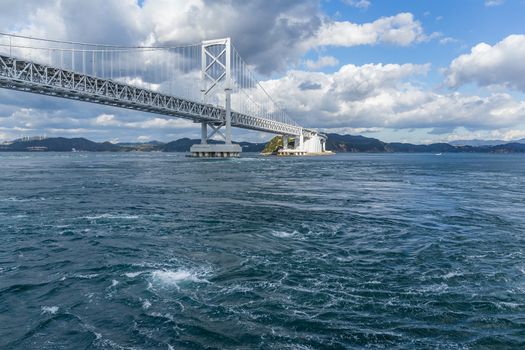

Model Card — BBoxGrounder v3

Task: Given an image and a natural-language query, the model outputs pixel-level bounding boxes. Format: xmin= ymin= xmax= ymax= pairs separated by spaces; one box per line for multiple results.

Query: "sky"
xmin=1 ymin=0 xmax=525 ymax=144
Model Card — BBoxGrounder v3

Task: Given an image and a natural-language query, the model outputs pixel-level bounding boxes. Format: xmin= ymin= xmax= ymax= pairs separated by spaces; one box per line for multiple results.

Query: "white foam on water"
xmin=495 ymin=301 xmax=521 ymax=310
xmin=110 ymin=279 xmax=119 ymax=287
xmin=124 ymin=271 xmax=145 ymax=278
xmin=41 ymin=306 xmax=59 ymax=315
xmin=151 ymin=269 xmax=207 ymax=288
xmin=0 ymin=197 xmax=30 ymax=202
xmin=442 ymin=271 xmax=463 ymax=279
xmin=142 ymin=300 xmax=151 ymax=309
xmin=271 ymin=230 xmax=298 ymax=238
xmin=149 ymin=312 xmax=175 ymax=322
xmin=291 ymin=345 xmax=315 ymax=350
xmin=74 ymin=273 xmax=98 ymax=279
xmin=83 ymin=214 xmax=139 ymax=220
xmin=418 ymin=283 xmax=449 ymax=293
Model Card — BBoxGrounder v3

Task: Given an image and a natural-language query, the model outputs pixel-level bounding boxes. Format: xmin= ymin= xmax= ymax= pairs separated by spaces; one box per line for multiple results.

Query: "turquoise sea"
xmin=1 ymin=152 xmax=524 ymax=349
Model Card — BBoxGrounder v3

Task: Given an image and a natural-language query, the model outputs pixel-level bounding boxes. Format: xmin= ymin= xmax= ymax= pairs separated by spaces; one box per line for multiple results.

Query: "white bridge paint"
xmin=280 ymin=133 xmax=326 ymax=156
xmin=301 ymin=134 xmax=326 ymax=153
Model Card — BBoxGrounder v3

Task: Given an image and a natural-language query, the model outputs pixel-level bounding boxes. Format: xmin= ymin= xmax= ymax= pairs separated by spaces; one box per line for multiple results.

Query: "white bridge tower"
xmin=190 ymin=38 xmax=241 ymax=157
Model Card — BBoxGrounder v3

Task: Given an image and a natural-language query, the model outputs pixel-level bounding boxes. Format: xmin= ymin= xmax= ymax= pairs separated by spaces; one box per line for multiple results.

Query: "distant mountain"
xmin=385 ymin=142 xmax=458 ymax=153
xmin=2 ymin=134 xmax=525 ymax=153
xmin=0 ymin=137 xmax=120 ymax=152
xmin=490 ymin=142 xmax=525 ymax=153
xmin=0 ymin=137 xmax=266 ymax=152
xmin=325 ymin=134 xmax=386 ymax=152
xmin=324 ymin=133 xmax=525 ymax=153
xmin=324 ymin=134 xmax=459 ymax=153
xmin=450 ymin=138 xmax=525 ymax=147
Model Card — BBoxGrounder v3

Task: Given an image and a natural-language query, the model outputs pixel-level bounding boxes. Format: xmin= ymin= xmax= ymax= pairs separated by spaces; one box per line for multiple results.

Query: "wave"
xmin=0 ymin=197 xmax=45 ymax=202
xmin=41 ymin=306 xmax=59 ymax=315
xmin=83 ymin=214 xmax=140 ymax=220
xmin=150 ymin=269 xmax=208 ymax=287
xmin=124 ymin=271 xmax=146 ymax=278
xmin=442 ymin=271 xmax=463 ymax=280
xmin=271 ymin=230 xmax=299 ymax=238
xmin=72 ymin=273 xmax=99 ymax=279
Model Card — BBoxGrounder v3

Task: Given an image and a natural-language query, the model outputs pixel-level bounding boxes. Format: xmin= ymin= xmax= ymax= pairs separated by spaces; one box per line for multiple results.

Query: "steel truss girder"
xmin=0 ymin=54 xmax=312 ymax=137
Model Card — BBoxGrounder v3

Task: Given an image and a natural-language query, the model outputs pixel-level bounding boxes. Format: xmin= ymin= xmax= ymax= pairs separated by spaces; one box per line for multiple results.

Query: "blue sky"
xmin=0 ymin=0 xmax=524 ymax=144
xmin=318 ymin=0 xmax=524 ymax=72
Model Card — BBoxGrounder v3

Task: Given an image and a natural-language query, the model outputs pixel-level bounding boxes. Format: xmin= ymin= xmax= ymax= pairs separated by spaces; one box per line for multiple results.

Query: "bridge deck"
xmin=0 ymin=54 xmax=307 ymax=136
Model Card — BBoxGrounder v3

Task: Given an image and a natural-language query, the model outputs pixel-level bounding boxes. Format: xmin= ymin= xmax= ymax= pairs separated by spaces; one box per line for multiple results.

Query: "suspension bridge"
xmin=0 ymin=33 xmax=327 ymax=157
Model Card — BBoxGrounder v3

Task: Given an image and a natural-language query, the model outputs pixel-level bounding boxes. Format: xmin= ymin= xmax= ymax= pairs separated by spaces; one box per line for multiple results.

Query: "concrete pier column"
xmin=225 ymin=91 xmax=232 ymax=144
xmin=282 ymin=135 xmax=289 ymax=150
xmin=201 ymin=123 xmax=207 ymax=144
xmin=225 ymin=39 xmax=232 ymax=145
xmin=297 ymin=133 xmax=304 ymax=151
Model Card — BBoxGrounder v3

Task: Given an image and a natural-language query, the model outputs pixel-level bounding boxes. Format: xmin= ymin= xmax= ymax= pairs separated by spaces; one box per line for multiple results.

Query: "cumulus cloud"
xmin=309 ymin=13 xmax=432 ymax=48
xmin=446 ymin=35 xmax=525 ymax=92
xmin=298 ymin=81 xmax=323 ymax=90
xmin=261 ymin=63 xmax=525 ymax=131
xmin=305 ymin=56 xmax=339 ymax=70
xmin=90 ymin=113 xmax=194 ymax=130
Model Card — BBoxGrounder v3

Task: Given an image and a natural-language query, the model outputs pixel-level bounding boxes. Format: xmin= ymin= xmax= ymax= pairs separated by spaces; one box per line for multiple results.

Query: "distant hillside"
xmin=324 ymin=133 xmax=525 ymax=153
xmin=0 ymin=137 xmax=266 ymax=152
xmin=325 ymin=134 xmax=386 ymax=152
xmin=1 ymin=134 xmax=525 ymax=153
xmin=0 ymin=137 xmax=120 ymax=152
xmin=450 ymin=138 xmax=525 ymax=147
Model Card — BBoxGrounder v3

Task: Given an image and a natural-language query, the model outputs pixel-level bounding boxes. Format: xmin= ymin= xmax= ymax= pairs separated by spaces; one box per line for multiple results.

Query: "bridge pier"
xmin=190 ymin=143 xmax=241 ymax=158
xmin=190 ymin=121 xmax=241 ymax=157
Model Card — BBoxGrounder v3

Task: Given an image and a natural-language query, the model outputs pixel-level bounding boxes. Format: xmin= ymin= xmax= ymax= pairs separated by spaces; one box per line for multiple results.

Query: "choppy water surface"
xmin=1 ymin=152 xmax=524 ymax=349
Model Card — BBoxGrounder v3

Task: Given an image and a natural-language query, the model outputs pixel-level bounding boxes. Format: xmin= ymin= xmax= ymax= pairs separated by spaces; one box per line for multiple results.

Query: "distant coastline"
xmin=1 ymin=134 xmax=525 ymax=153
